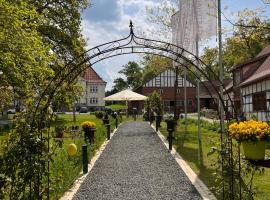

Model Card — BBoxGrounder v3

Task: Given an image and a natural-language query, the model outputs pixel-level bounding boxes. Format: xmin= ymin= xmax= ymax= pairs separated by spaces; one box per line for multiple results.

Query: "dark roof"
xmin=199 ymin=79 xmax=232 ymax=98
xmin=82 ymin=66 xmax=106 ymax=84
xmin=231 ymin=54 xmax=269 ymax=71
xmin=256 ymin=45 xmax=270 ymax=57
xmin=240 ymin=55 xmax=270 ymax=87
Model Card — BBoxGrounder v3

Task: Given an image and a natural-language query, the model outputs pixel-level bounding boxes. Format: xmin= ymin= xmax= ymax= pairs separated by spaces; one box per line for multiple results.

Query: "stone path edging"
xmin=60 ymin=125 xmax=120 ymax=200
xmin=151 ymin=124 xmax=217 ymax=200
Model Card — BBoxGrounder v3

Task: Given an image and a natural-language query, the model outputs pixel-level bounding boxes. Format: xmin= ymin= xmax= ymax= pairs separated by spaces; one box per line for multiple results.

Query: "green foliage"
xmin=149 ymin=91 xmax=163 ymax=114
xmin=0 ymin=0 xmax=89 ymax=198
xmin=145 ymin=91 xmax=163 ymax=118
xmin=141 ymin=55 xmax=172 ymax=83
xmin=94 ymin=111 xmax=105 ymax=119
xmin=119 ymin=61 xmax=142 ymax=89
xmin=201 ymin=9 xmax=270 ymax=79
xmin=105 ymin=104 xmax=127 ymax=111
xmin=112 ymin=77 xmax=128 ymax=92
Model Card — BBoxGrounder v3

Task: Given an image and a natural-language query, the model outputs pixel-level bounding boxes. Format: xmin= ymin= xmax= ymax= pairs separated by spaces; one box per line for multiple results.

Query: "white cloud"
xmin=81 ymin=0 xmax=165 ymax=90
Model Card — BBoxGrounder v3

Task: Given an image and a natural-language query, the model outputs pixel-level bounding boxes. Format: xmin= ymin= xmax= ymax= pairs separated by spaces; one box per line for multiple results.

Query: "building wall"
xmin=77 ymin=78 xmax=106 ymax=110
xmin=139 ymin=87 xmax=197 ymax=113
xmin=241 ymin=78 xmax=270 ymax=121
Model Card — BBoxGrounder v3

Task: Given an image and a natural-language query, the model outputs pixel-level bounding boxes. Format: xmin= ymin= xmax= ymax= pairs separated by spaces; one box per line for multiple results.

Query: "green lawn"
xmin=106 ymin=104 xmax=127 ymax=111
xmin=159 ymin=119 xmax=270 ymax=200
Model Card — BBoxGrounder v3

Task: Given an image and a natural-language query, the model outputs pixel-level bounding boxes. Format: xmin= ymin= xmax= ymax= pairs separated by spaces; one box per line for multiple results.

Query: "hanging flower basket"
xmin=229 ymin=120 xmax=270 ymax=160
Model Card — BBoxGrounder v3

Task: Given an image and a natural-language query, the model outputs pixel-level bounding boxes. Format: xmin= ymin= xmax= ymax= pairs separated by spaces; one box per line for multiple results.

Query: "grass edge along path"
xmin=159 ymin=118 xmax=270 ymax=200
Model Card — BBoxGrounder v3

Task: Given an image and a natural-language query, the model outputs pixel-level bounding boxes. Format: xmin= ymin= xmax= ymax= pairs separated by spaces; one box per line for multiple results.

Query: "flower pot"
xmin=84 ymin=127 xmax=96 ymax=143
xmin=242 ymin=141 xmax=266 ymax=160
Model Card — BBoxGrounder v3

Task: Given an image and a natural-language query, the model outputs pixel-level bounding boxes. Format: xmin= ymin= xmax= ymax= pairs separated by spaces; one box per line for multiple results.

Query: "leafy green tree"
xmin=0 ymin=0 xmax=54 ymax=110
xmin=149 ymin=91 xmax=163 ymax=115
xmin=0 ymin=0 xmax=89 ymax=199
xmin=113 ymin=78 xmax=128 ymax=91
xmin=223 ymin=9 xmax=270 ymax=67
xmin=119 ymin=61 xmax=142 ymax=89
xmin=141 ymin=55 xmax=172 ymax=83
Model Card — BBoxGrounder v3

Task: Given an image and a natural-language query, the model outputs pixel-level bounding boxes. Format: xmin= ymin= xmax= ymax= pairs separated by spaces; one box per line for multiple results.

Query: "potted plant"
xmin=229 ymin=120 xmax=270 ymax=160
xmin=81 ymin=121 xmax=96 ymax=143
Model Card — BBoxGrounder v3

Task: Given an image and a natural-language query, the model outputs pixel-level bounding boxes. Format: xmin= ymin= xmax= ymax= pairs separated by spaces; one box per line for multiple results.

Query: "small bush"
xmin=94 ymin=111 xmax=105 ymax=119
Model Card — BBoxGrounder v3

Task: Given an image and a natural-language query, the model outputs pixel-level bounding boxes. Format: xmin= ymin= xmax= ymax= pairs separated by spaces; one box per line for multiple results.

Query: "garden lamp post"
xmin=156 ymin=114 xmax=162 ymax=132
xmin=166 ymin=119 xmax=175 ymax=151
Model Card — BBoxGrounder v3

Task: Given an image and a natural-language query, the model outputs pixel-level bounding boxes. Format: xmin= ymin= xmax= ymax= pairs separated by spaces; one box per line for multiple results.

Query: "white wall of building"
xmin=241 ymin=79 xmax=270 ymax=121
xmin=77 ymin=77 xmax=106 ymax=109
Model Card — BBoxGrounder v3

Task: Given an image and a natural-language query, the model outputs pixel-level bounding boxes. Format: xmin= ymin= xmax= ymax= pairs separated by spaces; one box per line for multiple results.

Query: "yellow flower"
xmin=228 ymin=120 xmax=270 ymax=142
xmin=81 ymin=121 xmax=96 ymax=128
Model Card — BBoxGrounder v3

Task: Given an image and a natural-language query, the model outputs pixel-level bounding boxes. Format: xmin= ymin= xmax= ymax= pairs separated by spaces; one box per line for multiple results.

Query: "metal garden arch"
xmin=29 ymin=21 xmax=243 ymax=200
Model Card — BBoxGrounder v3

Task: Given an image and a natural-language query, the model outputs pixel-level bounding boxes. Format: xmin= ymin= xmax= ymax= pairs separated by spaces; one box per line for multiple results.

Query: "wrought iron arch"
xmin=26 ymin=21 xmax=242 ymax=200
xmin=35 ymin=21 xmax=237 ymax=124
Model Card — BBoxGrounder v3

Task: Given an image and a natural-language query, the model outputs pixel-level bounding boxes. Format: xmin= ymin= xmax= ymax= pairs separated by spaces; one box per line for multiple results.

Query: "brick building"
xmin=134 ymin=68 xmax=197 ymax=114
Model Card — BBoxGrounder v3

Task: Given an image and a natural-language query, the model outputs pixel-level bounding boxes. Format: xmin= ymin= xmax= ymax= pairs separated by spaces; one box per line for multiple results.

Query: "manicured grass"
xmin=106 ymin=104 xmax=127 ymax=111
xmin=159 ymin=118 xmax=270 ymax=200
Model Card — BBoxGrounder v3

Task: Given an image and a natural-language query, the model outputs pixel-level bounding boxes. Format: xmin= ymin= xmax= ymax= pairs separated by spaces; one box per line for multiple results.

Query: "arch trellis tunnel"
xmin=28 ymin=21 xmax=243 ymax=199
xmin=36 ymin=21 xmax=236 ymax=121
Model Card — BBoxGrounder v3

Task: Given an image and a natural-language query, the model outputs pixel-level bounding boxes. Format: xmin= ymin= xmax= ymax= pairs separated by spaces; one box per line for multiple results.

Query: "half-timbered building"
xmin=226 ymin=45 xmax=270 ymax=121
xmin=134 ymin=68 xmax=197 ymax=114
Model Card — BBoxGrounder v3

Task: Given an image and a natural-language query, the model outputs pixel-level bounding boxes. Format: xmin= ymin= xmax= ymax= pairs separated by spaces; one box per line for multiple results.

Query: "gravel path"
xmin=73 ymin=121 xmax=201 ymax=200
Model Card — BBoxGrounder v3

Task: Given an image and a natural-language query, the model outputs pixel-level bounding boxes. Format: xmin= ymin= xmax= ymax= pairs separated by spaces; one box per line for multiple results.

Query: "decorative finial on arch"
xmin=129 ymin=20 xmax=134 ymax=35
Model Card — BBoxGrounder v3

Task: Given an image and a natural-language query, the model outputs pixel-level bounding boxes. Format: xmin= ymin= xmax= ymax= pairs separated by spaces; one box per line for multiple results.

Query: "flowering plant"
xmin=81 ymin=121 xmax=96 ymax=129
xmin=228 ymin=120 xmax=270 ymax=142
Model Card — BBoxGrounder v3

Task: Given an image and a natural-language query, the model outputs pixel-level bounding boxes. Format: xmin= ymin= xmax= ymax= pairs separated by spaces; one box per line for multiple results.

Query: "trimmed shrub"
xmin=94 ymin=111 xmax=105 ymax=119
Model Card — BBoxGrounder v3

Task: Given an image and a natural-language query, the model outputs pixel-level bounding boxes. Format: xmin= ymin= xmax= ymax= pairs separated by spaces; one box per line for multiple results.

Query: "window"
xmin=253 ymin=92 xmax=266 ymax=111
xmin=177 ymin=100 xmax=184 ymax=106
xmin=164 ymin=101 xmax=170 ymax=107
xmin=90 ymin=97 xmax=98 ymax=104
xmin=90 ymin=85 xmax=98 ymax=93
xmin=158 ymin=89 xmax=163 ymax=94
xmin=188 ymin=99 xmax=193 ymax=106
xmin=177 ymin=88 xmax=181 ymax=94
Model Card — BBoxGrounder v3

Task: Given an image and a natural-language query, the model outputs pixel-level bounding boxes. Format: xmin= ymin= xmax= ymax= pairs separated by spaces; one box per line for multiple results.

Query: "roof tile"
xmin=82 ymin=66 xmax=106 ymax=84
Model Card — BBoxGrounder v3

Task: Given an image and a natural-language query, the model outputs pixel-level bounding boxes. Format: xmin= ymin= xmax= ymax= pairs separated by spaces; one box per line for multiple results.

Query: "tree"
xmin=0 ymin=0 xmax=54 ymax=110
xmin=146 ymin=0 xmax=178 ymax=40
xmin=119 ymin=61 xmax=142 ymax=89
xmin=223 ymin=9 xmax=270 ymax=67
xmin=141 ymin=55 xmax=172 ymax=83
xmin=113 ymin=78 xmax=128 ymax=92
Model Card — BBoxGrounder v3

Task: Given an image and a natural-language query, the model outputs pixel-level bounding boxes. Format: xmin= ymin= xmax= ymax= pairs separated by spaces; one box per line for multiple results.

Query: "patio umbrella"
xmin=104 ymin=89 xmax=148 ymax=115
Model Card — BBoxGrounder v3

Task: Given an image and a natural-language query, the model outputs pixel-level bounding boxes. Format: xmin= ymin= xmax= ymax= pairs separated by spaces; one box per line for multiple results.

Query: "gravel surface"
xmin=73 ymin=121 xmax=201 ymax=200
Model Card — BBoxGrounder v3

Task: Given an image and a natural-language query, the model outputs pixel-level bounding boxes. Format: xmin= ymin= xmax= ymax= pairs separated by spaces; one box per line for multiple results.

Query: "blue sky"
xmin=81 ymin=0 xmax=270 ymax=90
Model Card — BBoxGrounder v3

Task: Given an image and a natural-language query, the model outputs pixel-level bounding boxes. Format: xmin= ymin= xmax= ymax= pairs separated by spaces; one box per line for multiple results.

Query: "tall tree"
xmin=113 ymin=78 xmax=128 ymax=92
xmin=119 ymin=61 xmax=142 ymax=89
xmin=0 ymin=0 xmax=54 ymax=109
xmin=141 ymin=55 xmax=172 ymax=83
